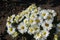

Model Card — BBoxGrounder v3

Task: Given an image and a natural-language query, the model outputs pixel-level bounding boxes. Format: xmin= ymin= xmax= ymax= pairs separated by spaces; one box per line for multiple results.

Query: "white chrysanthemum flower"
xmin=7 ymin=14 xmax=15 ymax=21
xmin=23 ymin=18 xmax=30 ymax=27
xmin=34 ymin=32 xmax=42 ymax=40
xmin=30 ymin=13 xmax=37 ymax=19
xmin=7 ymin=14 xmax=15 ymax=23
xmin=17 ymin=22 xmax=28 ymax=34
xmin=31 ymin=24 xmax=40 ymax=33
xmin=34 ymin=30 xmax=49 ymax=40
xmin=40 ymin=9 xmax=49 ymax=19
xmin=10 ymin=14 xmax=15 ymax=23
xmin=28 ymin=27 xmax=35 ymax=35
xmin=57 ymin=23 xmax=60 ymax=32
xmin=41 ymin=30 xmax=49 ymax=39
xmin=12 ymin=32 xmax=18 ymax=38
xmin=29 ymin=19 xmax=36 ymax=25
xmin=45 ymin=14 xmax=54 ymax=23
xmin=24 ymin=10 xmax=30 ymax=18
xmin=6 ymin=22 xmax=12 ymax=28
xmin=27 ymin=4 xmax=37 ymax=11
xmin=47 ymin=9 xmax=57 ymax=17
xmin=24 ymin=18 xmax=29 ymax=24
xmin=19 ymin=11 xmax=26 ymax=16
xmin=31 ymin=8 xmax=38 ymax=14
xmin=14 ymin=15 xmax=24 ymax=23
xmin=22 ymin=10 xmax=31 ymax=17
xmin=35 ymin=17 xmax=43 ymax=25
xmin=19 ymin=10 xmax=30 ymax=18
xmin=19 ymin=16 xmax=24 ymax=21
xmin=41 ymin=21 xmax=53 ymax=31
xmin=14 ymin=15 xmax=19 ymax=23
xmin=7 ymin=27 xmax=15 ymax=35
xmin=45 ymin=19 xmax=53 ymax=24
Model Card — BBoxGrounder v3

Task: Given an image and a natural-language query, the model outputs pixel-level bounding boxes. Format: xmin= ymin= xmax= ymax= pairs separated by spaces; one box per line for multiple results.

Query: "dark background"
xmin=0 ymin=0 xmax=60 ymax=40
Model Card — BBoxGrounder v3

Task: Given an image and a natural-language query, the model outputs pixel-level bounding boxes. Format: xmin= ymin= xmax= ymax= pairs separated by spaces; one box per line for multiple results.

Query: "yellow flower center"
xmin=45 ymin=23 xmax=49 ymax=27
xmin=29 ymin=19 xmax=34 ymax=23
xmin=28 ymin=6 xmax=32 ymax=11
xmin=30 ymin=28 xmax=33 ymax=32
xmin=21 ymin=26 xmax=24 ymax=30
xmin=8 ymin=22 xmax=11 ymax=25
xmin=35 ymin=19 xmax=40 ymax=23
xmin=24 ymin=19 xmax=28 ymax=24
xmin=42 ymin=13 xmax=46 ymax=16
xmin=9 ymin=28 xmax=13 ymax=32
xmin=43 ymin=32 xmax=46 ymax=35
xmin=31 ymin=15 xmax=35 ymax=18
xmin=34 ymin=9 xmax=38 ymax=13
xmin=15 ymin=16 xmax=19 ymax=20
xmin=10 ymin=16 xmax=12 ymax=19
xmin=34 ymin=27 xmax=38 ymax=30
xmin=36 ymin=33 xmax=41 ymax=38
xmin=25 ymin=11 xmax=28 ymax=14
xmin=47 ymin=16 xmax=51 ymax=20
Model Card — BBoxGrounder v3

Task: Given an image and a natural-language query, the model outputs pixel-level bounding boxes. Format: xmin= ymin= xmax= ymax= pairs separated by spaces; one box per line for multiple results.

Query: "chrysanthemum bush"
xmin=6 ymin=4 xmax=57 ymax=40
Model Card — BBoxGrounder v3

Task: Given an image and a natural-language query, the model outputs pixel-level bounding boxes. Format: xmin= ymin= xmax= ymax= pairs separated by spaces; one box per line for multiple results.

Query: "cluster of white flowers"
xmin=6 ymin=4 xmax=57 ymax=40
